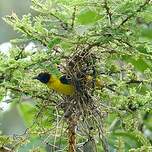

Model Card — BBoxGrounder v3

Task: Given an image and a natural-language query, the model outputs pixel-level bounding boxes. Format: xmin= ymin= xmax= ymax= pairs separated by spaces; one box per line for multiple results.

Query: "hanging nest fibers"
xmin=56 ymin=43 xmax=109 ymax=152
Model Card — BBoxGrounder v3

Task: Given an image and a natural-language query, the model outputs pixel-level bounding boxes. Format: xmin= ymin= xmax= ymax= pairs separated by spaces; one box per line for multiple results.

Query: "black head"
xmin=33 ymin=72 xmax=51 ymax=84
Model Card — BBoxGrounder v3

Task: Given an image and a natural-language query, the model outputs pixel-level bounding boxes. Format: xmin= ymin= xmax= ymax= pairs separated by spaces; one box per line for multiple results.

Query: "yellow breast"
xmin=47 ymin=76 xmax=75 ymax=95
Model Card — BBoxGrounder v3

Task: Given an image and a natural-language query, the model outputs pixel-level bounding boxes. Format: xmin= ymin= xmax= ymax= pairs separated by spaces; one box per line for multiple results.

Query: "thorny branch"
xmin=71 ymin=6 xmax=77 ymax=29
xmin=103 ymin=0 xmax=112 ymax=25
xmin=31 ymin=0 xmax=70 ymax=30
xmin=3 ymin=85 xmax=57 ymax=104
xmin=118 ymin=0 xmax=151 ymax=27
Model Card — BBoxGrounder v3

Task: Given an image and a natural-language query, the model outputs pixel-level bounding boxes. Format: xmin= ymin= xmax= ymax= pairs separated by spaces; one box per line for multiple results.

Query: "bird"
xmin=33 ymin=72 xmax=103 ymax=95
xmin=33 ymin=72 xmax=75 ymax=95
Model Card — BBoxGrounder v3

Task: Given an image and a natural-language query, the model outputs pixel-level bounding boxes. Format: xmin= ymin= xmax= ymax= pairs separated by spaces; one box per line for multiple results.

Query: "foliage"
xmin=0 ymin=0 xmax=152 ymax=151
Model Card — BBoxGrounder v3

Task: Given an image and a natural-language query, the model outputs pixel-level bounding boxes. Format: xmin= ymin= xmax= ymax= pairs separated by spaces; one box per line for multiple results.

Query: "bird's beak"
xmin=32 ymin=76 xmax=38 ymax=80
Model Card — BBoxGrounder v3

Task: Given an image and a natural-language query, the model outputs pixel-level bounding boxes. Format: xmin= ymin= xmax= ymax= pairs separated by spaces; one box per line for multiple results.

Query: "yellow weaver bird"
xmin=34 ymin=72 xmax=103 ymax=95
xmin=34 ymin=72 xmax=75 ymax=95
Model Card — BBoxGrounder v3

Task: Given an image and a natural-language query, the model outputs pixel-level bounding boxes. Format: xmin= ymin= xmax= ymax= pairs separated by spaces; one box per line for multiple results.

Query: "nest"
xmin=56 ymin=44 xmax=108 ymax=151
xmin=60 ymin=45 xmax=97 ymax=116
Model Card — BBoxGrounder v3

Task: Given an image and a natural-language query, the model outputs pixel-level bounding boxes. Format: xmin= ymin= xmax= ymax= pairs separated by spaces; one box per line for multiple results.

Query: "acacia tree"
xmin=0 ymin=0 xmax=152 ymax=151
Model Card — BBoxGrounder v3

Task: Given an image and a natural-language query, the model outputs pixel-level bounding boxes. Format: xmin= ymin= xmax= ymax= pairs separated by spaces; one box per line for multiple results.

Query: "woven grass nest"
xmin=56 ymin=44 xmax=107 ymax=152
xmin=61 ymin=45 xmax=99 ymax=117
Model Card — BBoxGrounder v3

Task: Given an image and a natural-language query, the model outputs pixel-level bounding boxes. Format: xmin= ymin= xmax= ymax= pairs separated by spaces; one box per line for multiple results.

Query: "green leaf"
xmin=141 ymin=28 xmax=152 ymax=40
xmin=136 ymin=45 xmax=148 ymax=54
xmin=112 ymin=130 xmax=151 ymax=149
xmin=48 ymin=38 xmax=61 ymax=49
xmin=18 ymin=103 xmax=36 ymax=127
xmin=77 ymin=9 xmax=101 ymax=25
xmin=122 ymin=55 xmax=150 ymax=71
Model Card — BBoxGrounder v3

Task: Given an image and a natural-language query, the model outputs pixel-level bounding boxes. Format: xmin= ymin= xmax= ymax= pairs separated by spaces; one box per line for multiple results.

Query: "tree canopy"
xmin=0 ymin=0 xmax=152 ymax=151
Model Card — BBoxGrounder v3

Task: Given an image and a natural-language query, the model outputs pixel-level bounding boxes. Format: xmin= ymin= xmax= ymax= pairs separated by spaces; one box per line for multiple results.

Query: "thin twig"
xmin=92 ymin=114 xmax=110 ymax=152
xmin=53 ymin=107 xmax=60 ymax=152
xmin=118 ymin=0 xmax=151 ymax=27
xmin=126 ymin=80 xmax=144 ymax=85
xmin=50 ymin=12 xmax=69 ymax=30
xmin=103 ymin=0 xmax=112 ymax=25
xmin=71 ymin=6 xmax=77 ymax=29
xmin=114 ymin=38 xmax=133 ymax=48
xmin=3 ymin=85 xmax=56 ymax=104
xmin=19 ymin=25 xmax=47 ymax=46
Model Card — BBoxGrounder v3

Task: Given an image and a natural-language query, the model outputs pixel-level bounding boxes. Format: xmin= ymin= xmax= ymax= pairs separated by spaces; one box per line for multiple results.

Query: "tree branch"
xmin=103 ymin=0 xmax=112 ymax=25
xmin=3 ymin=85 xmax=56 ymax=104
xmin=71 ymin=7 xmax=77 ymax=29
xmin=68 ymin=116 xmax=78 ymax=152
xmin=118 ymin=0 xmax=151 ymax=27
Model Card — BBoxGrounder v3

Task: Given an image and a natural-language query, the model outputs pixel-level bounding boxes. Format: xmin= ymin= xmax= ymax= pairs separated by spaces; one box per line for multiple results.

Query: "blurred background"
xmin=0 ymin=0 xmax=31 ymax=43
xmin=0 ymin=0 xmax=31 ymax=136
